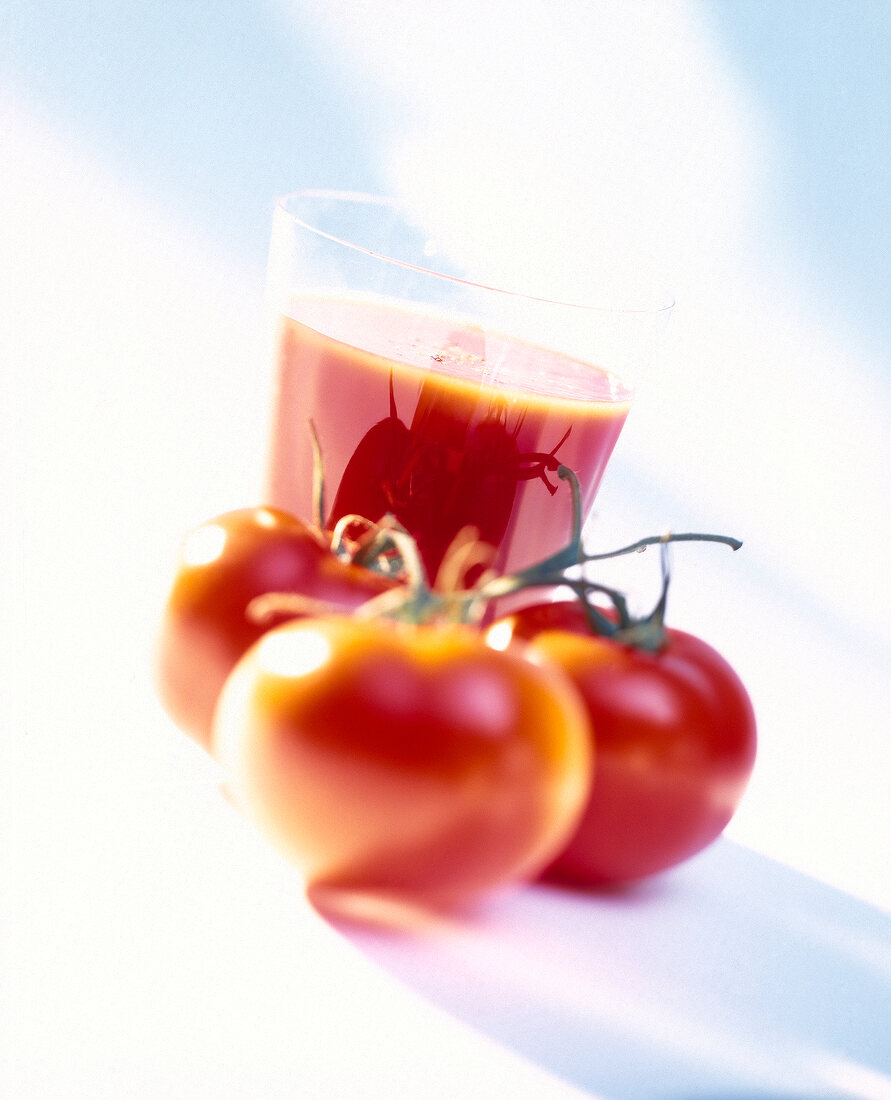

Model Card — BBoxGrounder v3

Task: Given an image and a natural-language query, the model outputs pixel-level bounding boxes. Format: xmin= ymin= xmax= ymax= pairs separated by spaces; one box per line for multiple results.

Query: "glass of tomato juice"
xmin=264 ymin=190 xmax=672 ymax=582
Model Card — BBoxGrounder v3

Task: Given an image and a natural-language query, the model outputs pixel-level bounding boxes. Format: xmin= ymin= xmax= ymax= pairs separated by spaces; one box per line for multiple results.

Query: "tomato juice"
xmin=265 ymin=296 xmax=631 ymax=582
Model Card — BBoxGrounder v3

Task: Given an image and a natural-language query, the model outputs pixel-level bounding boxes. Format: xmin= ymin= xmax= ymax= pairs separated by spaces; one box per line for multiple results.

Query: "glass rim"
xmin=275 ymin=189 xmax=675 ymax=317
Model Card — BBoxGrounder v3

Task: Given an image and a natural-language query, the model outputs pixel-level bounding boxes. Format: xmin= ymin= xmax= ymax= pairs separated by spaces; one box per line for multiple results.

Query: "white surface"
xmin=3 ymin=4 xmax=890 ymax=1097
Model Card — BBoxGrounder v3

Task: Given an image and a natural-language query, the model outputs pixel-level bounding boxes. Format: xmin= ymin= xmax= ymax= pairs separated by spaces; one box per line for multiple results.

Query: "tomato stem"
xmin=434 ymin=526 xmax=498 ymax=594
xmin=247 ymin=591 xmax=349 ymax=624
xmin=308 ymin=419 xmax=326 ymax=535
xmin=584 ymin=530 xmax=742 ymax=561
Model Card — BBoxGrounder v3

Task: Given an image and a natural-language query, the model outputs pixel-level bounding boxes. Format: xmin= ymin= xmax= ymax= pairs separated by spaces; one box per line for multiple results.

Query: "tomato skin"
xmin=156 ymin=507 xmax=395 ymax=750
xmin=489 ymin=601 xmax=757 ymax=885
xmin=212 ymin=617 xmax=593 ymax=909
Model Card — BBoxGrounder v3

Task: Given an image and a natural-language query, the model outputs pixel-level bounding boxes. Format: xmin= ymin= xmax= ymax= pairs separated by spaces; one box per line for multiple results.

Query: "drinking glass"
xmin=264 ymin=190 xmax=671 ymax=583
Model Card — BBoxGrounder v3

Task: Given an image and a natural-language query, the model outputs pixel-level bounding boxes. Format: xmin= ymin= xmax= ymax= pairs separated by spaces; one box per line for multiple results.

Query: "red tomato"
xmin=156 ymin=507 xmax=396 ymax=749
xmin=212 ymin=616 xmax=592 ymax=914
xmin=488 ymin=600 xmax=757 ymax=885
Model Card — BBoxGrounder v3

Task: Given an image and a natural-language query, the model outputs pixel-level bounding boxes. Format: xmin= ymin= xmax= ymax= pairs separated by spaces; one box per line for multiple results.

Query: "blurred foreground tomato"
xmin=212 ymin=616 xmax=592 ymax=914
xmin=156 ymin=507 xmax=395 ymax=748
xmin=488 ymin=600 xmax=757 ymax=886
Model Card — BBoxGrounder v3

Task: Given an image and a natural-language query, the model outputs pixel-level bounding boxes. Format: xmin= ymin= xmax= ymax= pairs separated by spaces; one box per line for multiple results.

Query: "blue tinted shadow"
xmin=703 ymin=0 xmax=891 ymax=363
xmin=334 ymin=840 xmax=891 ymax=1098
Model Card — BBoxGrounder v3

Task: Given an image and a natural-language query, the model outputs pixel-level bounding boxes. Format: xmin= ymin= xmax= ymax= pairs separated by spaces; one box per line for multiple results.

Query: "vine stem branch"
xmin=290 ymin=436 xmax=743 ymax=644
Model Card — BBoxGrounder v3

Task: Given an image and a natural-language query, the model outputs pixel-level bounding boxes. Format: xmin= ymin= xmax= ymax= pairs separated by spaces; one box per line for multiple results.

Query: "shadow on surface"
xmin=331 ymin=840 xmax=890 ymax=1099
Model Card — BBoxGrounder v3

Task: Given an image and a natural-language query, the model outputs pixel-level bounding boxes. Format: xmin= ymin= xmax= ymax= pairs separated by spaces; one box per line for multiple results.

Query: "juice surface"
xmin=266 ymin=297 xmax=631 ymax=581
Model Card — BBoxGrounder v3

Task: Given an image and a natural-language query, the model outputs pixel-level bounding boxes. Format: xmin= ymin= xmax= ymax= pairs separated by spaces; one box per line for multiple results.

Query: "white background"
xmin=2 ymin=2 xmax=889 ymax=1097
